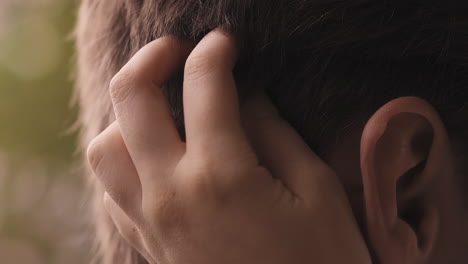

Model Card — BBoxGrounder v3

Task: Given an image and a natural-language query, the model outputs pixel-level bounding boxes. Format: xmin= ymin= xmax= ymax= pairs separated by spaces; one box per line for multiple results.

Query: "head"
xmin=75 ymin=0 xmax=468 ymax=263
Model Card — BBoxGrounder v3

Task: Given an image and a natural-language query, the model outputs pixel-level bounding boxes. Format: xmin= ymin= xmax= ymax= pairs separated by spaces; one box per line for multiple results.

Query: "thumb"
xmin=241 ymin=91 xmax=337 ymax=203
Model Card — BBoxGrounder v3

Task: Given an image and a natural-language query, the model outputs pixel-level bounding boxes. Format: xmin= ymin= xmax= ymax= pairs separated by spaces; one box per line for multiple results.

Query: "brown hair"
xmin=75 ymin=0 xmax=468 ymax=263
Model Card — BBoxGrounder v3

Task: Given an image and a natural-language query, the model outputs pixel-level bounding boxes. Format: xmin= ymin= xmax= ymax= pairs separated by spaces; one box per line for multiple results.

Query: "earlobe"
xmin=360 ymin=97 xmax=452 ymax=264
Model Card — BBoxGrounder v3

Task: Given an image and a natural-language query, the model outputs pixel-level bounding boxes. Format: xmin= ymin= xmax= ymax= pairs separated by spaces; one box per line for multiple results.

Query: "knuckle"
xmin=87 ymin=138 xmax=104 ymax=172
xmin=187 ymin=171 xmax=216 ymax=201
xmin=109 ymin=69 xmax=137 ymax=105
xmin=182 ymin=158 xmax=239 ymax=207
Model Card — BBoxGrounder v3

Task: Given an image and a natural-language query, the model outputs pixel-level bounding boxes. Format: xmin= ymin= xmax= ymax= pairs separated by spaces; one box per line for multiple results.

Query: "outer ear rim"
xmin=361 ymin=96 xmax=449 ymax=149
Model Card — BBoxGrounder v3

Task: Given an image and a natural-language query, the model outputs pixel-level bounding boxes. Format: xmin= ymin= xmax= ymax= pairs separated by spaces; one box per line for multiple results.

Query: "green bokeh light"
xmin=0 ymin=1 xmax=90 ymax=263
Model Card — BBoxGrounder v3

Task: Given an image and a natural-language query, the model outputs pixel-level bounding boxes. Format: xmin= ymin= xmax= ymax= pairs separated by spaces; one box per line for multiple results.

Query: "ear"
xmin=360 ymin=97 xmax=455 ymax=264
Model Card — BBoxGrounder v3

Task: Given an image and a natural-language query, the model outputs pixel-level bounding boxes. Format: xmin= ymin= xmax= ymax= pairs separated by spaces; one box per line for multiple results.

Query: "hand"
xmin=87 ymin=29 xmax=372 ymax=264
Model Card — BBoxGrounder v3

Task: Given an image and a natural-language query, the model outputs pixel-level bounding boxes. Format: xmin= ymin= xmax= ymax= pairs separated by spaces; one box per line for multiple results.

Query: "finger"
xmin=104 ymin=193 xmax=157 ymax=264
xmin=110 ymin=36 xmax=193 ymax=180
xmin=241 ymin=92 xmax=337 ymax=201
xmin=87 ymin=122 xmax=142 ymax=216
xmin=183 ymin=29 xmax=253 ymax=158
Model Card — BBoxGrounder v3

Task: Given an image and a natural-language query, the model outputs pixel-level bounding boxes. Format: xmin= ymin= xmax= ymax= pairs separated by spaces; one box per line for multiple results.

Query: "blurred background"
xmin=0 ymin=0 xmax=91 ymax=263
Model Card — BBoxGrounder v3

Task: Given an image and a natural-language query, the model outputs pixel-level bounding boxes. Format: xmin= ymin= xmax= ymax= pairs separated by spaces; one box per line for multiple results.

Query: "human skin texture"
xmin=76 ymin=1 xmax=468 ymax=263
xmin=87 ymin=30 xmax=373 ymax=264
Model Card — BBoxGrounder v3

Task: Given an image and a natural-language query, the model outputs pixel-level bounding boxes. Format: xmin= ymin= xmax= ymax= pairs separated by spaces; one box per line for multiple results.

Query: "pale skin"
xmin=87 ymin=29 xmax=372 ymax=264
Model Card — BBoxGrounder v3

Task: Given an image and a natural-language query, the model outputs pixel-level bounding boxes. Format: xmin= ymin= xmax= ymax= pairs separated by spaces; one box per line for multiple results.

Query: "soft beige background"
xmin=0 ymin=0 xmax=91 ymax=263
